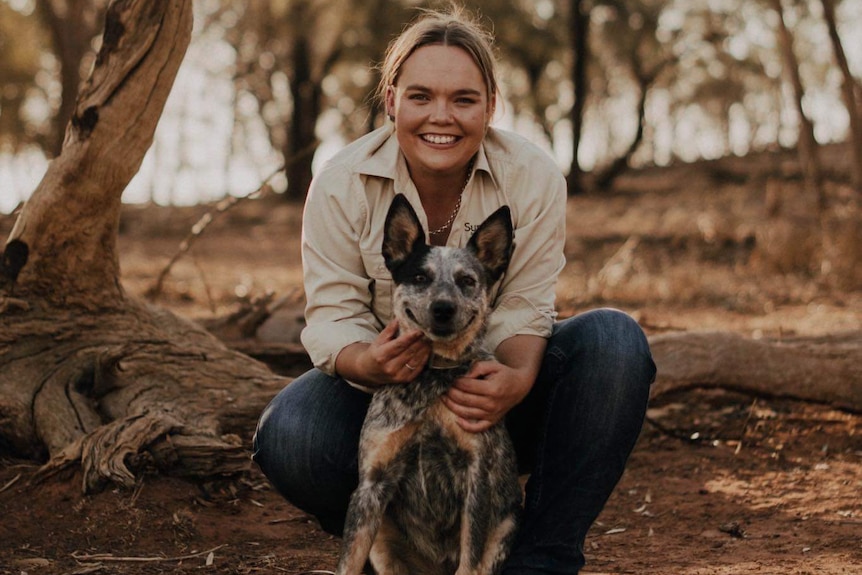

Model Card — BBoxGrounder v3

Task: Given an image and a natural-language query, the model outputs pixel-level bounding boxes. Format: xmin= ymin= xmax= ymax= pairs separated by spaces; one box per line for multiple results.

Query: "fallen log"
xmin=649 ymin=330 xmax=862 ymax=412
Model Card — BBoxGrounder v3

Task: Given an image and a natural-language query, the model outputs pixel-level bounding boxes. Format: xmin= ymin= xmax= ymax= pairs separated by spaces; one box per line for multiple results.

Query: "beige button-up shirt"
xmin=300 ymin=125 xmax=567 ymax=376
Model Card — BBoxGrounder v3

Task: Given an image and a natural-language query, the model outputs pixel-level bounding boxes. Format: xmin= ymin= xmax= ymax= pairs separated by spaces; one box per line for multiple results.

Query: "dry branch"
xmin=146 ymin=165 xmax=283 ymax=300
xmin=145 ymin=136 xmax=319 ymax=302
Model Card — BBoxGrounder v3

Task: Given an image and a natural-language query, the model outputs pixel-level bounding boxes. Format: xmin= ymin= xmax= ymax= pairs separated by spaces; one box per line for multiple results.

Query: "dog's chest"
xmin=365 ymin=368 xmax=464 ymax=427
xmin=361 ymin=368 xmax=480 ymax=493
xmin=363 ymin=379 xmax=480 ymax=550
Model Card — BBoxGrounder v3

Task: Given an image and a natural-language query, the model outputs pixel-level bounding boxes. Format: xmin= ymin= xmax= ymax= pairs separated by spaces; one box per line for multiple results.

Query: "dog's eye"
xmin=456 ymin=275 xmax=477 ymax=290
xmin=412 ymin=273 xmax=430 ymax=285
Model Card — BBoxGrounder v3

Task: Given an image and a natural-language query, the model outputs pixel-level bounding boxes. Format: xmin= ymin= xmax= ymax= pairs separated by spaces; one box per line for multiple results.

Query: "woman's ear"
xmin=385 ymin=85 xmax=396 ymax=120
xmin=486 ymin=92 xmax=497 ymax=125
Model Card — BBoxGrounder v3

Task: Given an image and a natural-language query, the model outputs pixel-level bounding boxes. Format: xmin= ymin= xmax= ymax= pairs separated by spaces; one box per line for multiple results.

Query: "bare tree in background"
xmin=592 ymin=0 xmax=672 ymax=190
xmin=819 ymin=0 xmax=862 ymax=194
xmin=226 ymin=0 xmax=383 ymax=201
xmin=568 ymin=0 xmax=590 ymax=195
xmin=769 ymin=0 xmax=823 ymax=208
xmin=34 ymin=0 xmax=109 ymax=157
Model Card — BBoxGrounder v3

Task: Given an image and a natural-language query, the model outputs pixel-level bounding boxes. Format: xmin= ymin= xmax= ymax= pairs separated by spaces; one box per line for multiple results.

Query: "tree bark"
xmin=0 ymin=0 xmax=288 ymax=493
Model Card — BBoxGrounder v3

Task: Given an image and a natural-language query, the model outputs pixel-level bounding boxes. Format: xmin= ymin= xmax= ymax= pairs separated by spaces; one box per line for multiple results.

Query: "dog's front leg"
xmin=337 ymin=422 xmax=418 ymax=575
xmin=455 ymin=479 xmax=517 ymax=575
xmin=454 ymin=454 xmax=488 ymax=575
xmin=455 ymin=444 xmax=519 ymax=575
xmin=336 ymin=476 xmax=395 ymax=575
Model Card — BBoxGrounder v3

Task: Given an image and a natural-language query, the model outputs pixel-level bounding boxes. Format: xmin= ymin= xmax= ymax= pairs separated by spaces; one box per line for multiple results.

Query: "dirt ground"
xmin=1 ymin=157 xmax=861 ymax=574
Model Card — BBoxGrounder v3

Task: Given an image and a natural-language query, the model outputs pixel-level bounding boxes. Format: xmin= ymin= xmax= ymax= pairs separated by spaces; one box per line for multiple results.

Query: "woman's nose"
xmin=429 ymin=99 xmax=453 ymax=123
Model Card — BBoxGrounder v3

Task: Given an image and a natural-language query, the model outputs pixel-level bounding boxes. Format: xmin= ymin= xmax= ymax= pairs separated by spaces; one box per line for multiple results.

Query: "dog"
xmin=335 ymin=194 xmax=522 ymax=575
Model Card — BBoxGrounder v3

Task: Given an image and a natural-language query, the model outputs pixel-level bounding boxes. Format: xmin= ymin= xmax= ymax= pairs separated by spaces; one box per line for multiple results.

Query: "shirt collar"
xmin=355 ymin=126 xmax=498 ymax=189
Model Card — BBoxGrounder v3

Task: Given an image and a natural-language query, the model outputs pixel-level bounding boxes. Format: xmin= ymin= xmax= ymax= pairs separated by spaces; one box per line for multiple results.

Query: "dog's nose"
xmin=431 ymin=300 xmax=456 ymax=324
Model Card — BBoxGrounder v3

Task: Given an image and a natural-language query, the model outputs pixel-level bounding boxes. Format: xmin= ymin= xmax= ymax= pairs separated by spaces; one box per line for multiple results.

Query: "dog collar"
xmin=428 ymin=355 xmax=467 ymax=370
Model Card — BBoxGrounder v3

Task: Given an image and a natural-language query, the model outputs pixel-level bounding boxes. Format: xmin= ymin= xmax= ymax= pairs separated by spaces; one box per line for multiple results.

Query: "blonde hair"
xmin=377 ymin=7 xmax=498 ymax=105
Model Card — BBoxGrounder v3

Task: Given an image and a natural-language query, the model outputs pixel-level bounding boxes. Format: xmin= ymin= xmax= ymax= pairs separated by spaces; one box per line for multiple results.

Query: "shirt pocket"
xmin=362 ymin=250 xmax=393 ymax=323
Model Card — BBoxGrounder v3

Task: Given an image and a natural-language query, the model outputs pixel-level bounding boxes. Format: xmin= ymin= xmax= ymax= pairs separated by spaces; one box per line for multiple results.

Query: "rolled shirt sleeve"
xmin=481 ymin=131 xmax=567 ymax=353
xmin=300 ymin=165 xmax=381 ymax=375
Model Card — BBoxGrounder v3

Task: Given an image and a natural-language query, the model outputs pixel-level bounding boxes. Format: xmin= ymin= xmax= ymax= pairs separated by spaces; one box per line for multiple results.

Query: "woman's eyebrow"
xmin=403 ymin=84 xmax=483 ymax=97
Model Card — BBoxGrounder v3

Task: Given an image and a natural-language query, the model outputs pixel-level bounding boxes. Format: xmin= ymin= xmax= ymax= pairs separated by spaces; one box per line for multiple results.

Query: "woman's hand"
xmin=335 ymin=319 xmax=432 ymax=387
xmin=442 ymin=334 xmax=547 ymax=432
xmin=442 ymin=360 xmax=534 ymax=432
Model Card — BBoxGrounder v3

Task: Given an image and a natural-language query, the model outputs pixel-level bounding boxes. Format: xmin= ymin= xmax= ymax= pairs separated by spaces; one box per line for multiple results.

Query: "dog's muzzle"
xmin=431 ymin=300 xmax=456 ymax=324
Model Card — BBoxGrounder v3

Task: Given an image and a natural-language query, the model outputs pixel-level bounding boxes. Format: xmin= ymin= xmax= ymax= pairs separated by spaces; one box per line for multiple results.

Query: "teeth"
xmin=423 ymin=134 xmax=456 ymax=145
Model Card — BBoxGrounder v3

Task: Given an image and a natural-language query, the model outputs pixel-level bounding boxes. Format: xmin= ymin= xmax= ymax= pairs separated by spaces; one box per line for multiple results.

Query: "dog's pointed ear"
xmin=467 ymin=206 xmax=514 ymax=284
xmin=383 ymin=194 xmax=426 ymax=273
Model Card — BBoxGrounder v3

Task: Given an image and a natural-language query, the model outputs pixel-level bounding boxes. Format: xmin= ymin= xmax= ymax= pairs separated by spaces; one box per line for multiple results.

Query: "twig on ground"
xmin=0 ymin=473 xmax=21 ymax=494
xmin=191 ymin=250 xmax=218 ymax=313
xmin=129 ymin=478 xmax=145 ymax=506
xmin=735 ymin=398 xmax=758 ymax=455
xmin=644 ymin=416 xmax=713 ymax=443
xmin=71 ymin=544 xmax=227 ymax=563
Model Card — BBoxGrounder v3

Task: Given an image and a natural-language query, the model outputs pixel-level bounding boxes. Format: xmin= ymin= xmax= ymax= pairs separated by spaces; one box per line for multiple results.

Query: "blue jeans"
xmin=253 ymin=308 xmax=656 ymax=574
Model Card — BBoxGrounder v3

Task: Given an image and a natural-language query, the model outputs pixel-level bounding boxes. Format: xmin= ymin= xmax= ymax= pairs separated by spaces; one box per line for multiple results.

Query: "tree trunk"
xmin=770 ymin=0 xmax=823 ymax=209
xmin=819 ymin=0 xmax=862 ymax=194
xmin=567 ymin=0 xmax=588 ymax=196
xmin=0 ymin=0 xmax=288 ymax=493
xmin=283 ymin=33 xmax=320 ymax=202
xmin=219 ymin=317 xmax=862 ymax=415
xmin=593 ymin=57 xmax=670 ymax=191
xmin=593 ymin=86 xmax=646 ymax=191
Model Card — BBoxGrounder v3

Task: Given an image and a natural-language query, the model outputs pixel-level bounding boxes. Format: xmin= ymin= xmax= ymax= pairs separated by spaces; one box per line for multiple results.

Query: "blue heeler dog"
xmin=336 ymin=194 xmax=522 ymax=575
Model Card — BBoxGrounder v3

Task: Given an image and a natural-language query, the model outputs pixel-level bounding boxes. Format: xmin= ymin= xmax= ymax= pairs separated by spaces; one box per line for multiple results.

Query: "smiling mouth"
xmin=422 ymin=134 xmax=458 ymax=145
xmin=403 ymin=307 xmax=476 ymax=340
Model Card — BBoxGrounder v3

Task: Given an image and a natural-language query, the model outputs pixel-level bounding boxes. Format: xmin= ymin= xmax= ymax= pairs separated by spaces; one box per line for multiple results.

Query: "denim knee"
xmin=503 ymin=309 xmax=654 ymax=574
xmin=550 ymin=307 xmax=656 ymax=390
xmin=252 ymin=371 xmax=369 ymax=535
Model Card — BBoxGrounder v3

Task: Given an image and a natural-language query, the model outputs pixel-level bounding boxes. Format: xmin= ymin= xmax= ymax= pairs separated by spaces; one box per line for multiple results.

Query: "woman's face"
xmin=386 ymin=44 xmax=495 ymax=181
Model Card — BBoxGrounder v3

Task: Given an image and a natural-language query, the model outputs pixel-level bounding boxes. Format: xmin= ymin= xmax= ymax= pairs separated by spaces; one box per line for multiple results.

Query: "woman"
xmin=253 ymin=8 xmax=656 ymax=574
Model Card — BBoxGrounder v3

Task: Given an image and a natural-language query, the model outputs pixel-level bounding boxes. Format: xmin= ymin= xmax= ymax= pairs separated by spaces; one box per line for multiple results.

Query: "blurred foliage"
xmin=215 ymin=0 xmax=415 ymax=197
xmin=0 ymin=1 xmax=52 ymax=151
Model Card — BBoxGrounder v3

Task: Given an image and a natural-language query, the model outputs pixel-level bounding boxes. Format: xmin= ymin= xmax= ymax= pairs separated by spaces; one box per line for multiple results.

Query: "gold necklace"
xmin=429 ymin=161 xmax=474 ymax=236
